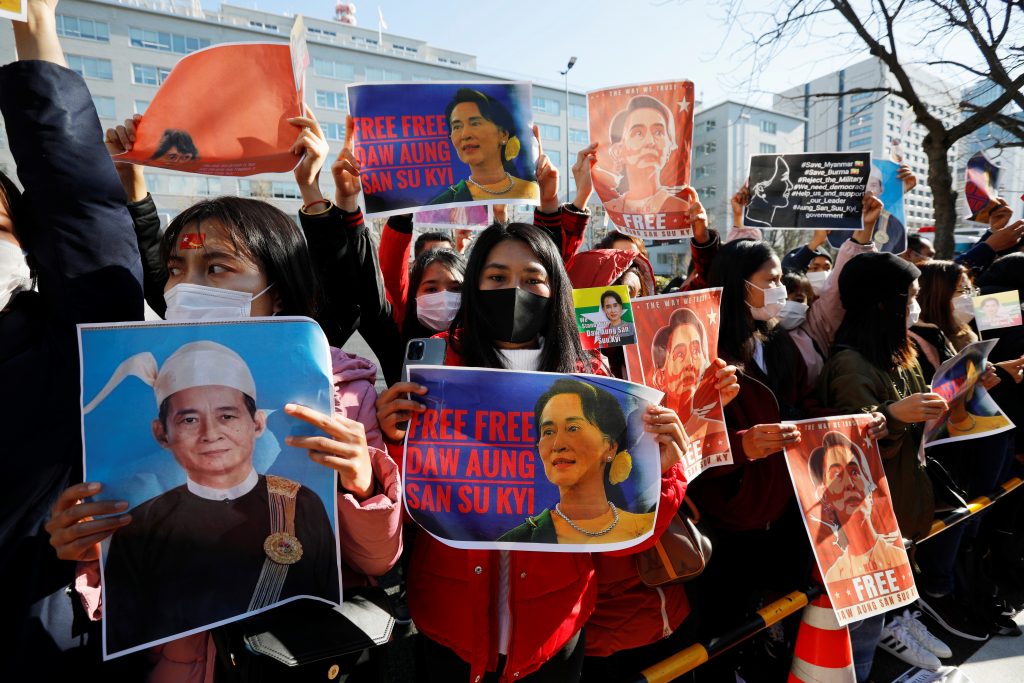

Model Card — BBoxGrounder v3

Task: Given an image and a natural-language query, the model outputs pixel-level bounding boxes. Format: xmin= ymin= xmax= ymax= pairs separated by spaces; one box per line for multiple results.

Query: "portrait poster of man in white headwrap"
xmin=78 ymin=319 xmax=341 ymax=659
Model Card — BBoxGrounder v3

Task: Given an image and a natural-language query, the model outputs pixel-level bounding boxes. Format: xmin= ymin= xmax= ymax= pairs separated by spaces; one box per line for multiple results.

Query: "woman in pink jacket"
xmin=45 ymin=195 xmax=402 ymax=681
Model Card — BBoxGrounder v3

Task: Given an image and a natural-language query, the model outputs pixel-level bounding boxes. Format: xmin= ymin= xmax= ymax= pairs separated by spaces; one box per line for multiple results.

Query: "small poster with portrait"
xmin=573 ymin=285 xmax=636 ymax=350
xmin=965 ymin=151 xmax=1001 ymax=223
xmin=784 ymin=414 xmax=918 ymax=626
xmin=587 ymin=80 xmax=696 ymax=240
xmin=827 ymin=159 xmax=907 ymax=253
xmin=116 ymin=43 xmax=305 ymax=176
xmin=922 ymin=339 xmax=1014 ymax=454
xmin=413 ymin=205 xmax=491 ymax=232
xmin=346 ymin=81 xmax=539 ymax=218
xmin=401 ymin=366 xmax=664 ymax=552
xmin=973 ymin=290 xmax=1023 ymax=332
xmin=0 ymin=0 xmax=27 ymax=22
xmin=79 ymin=319 xmax=341 ymax=659
xmin=743 ymin=152 xmax=870 ymax=230
xmin=622 ymin=288 xmax=732 ymax=482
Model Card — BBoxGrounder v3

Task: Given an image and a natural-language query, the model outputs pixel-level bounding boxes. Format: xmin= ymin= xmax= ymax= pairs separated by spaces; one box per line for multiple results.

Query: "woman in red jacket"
xmin=376 ymin=220 xmax=690 ymax=682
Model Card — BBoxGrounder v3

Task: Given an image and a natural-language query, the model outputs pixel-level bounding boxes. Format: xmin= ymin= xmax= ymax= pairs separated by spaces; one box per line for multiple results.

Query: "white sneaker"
xmin=879 ymin=620 xmax=942 ymax=671
xmin=897 ymin=609 xmax=953 ymax=659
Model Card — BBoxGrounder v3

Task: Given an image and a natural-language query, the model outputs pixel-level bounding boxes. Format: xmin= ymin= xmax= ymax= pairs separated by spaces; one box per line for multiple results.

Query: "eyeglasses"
xmin=956 ymin=286 xmax=980 ymax=297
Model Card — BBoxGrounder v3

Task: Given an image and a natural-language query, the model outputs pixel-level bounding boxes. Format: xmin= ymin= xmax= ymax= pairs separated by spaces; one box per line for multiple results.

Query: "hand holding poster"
xmin=744 ymin=152 xmax=870 ymax=230
xmin=573 ymin=285 xmax=636 ymax=350
xmin=346 ymin=82 xmax=539 ymax=217
xmin=116 ymin=41 xmax=304 ymax=176
xmin=784 ymin=414 xmax=918 ymax=625
xmin=402 ymin=367 xmax=664 ymax=552
xmin=587 ymin=80 xmax=696 ymax=240
xmin=922 ymin=339 xmax=1014 ymax=453
xmin=79 ymin=319 xmax=340 ymax=659
xmin=623 ymin=289 xmax=732 ymax=482
xmin=973 ymin=290 xmax=1022 ymax=332
xmin=828 ymin=159 xmax=907 ymax=253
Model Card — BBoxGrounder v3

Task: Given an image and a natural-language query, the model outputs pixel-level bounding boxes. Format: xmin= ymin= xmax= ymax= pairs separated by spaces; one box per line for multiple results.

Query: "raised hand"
xmin=288 ymin=105 xmax=330 ymax=207
xmin=331 ymin=116 xmax=363 ymax=212
xmin=284 ymin=403 xmax=374 ymax=500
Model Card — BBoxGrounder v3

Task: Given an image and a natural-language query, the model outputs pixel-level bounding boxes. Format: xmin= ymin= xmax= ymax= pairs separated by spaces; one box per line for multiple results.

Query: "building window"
xmin=66 ymin=54 xmax=113 ymax=80
xmin=91 ymin=96 xmax=116 ymax=119
xmin=569 ymin=128 xmax=588 ymax=144
xmin=129 ymin=28 xmax=211 ymax=55
xmin=704 ymin=141 xmax=717 ymax=154
xmin=132 ymin=63 xmax=171 ymax=86
xmin=760 ymin=120 xmax=777 ymax=134
xmin=56 ymin=14 xmax=110 ymax=42
xmin=307 ymin=27 xmax=337 ymax=37
xmin=849 ymin=125 xmax=872 ymax=137
xmin=352 ymin=36 xmax=379 ymax=47
xmin=134 ymin=99 xmax=150 ymax=114
xmin=392 ymin=44 xmax=418 ymax=54
xmin=437 ymin=56 xmax=462 ymax=66
xmin=850 ymin=91 xmax=875 ymax=102
xmin=759 ymin=143 xmax=777 ymax=153
xmin=538 ymin=124 xmax=560 ymax=141
xmin=547 ymin=150 xmax=561 ymax=166
xmin=313 ymin=58 xmax=355 ymax=81
xmin=704 ymin=120 xmax=716 ymax=132
xmin=248 ymin=21 xmax=279 ymax=32
xmin=364 ymin=67 xmax=403 ymax=81
xmin=569 ymin=103 xmax=587 ymax=120
xmin=149 ymin=174 xmax=222 ymax=196
xmin=532 ymin=96 xmax=560 ymax=116
xmin=315 ymin=90 xmax=347 ymax=111
xmin=702 ymin=186 xmax=717 ymax=198
xmin=849 ymin=137 xmax=873 ymax=148
xmin=853 ymin=113 xmax=873 ymax=125
xmin=694 ymin=164 xmax=714 ymax=179
xmin=322 ymin=122 xmax=346 ymax=141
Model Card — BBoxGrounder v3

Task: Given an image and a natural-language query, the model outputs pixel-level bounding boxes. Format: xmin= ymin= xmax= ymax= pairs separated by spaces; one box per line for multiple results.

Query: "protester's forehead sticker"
xmin=180 ymin=232 xmax=206 ymax=250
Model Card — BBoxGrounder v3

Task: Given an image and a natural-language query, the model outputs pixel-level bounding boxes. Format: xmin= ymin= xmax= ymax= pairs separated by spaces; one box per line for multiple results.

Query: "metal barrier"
xmin=628 ymin=476 xmax=1023 ymax=683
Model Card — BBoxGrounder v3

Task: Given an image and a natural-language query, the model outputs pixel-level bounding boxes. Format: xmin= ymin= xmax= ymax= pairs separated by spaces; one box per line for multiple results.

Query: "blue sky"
xmin=239 ymin=0 xmax=885 ymax=108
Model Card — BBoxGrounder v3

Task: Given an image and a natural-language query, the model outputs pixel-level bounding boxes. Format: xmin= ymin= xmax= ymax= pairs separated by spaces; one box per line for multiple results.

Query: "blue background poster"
xmin=80 ymin=318 xmax=337 ymax=548
xmin=828 ymin=159 xmax=907 ymax=253
xmin=403 ymin=366 xmax=664 ymax=552
xmin=347 ymin=81 xmax=538 ymax=217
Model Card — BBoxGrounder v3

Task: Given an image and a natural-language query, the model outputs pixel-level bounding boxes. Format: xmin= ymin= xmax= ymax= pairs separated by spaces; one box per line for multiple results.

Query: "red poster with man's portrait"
xmin=587 ymin=80 xmax=695 ymax=240
xmin=624 ymin=288 xmax=731 ymax=482
xmin=784 ymin=415 xmax=918 ymax=625
xmin=117 ymin=43 xmax=303 ymax=176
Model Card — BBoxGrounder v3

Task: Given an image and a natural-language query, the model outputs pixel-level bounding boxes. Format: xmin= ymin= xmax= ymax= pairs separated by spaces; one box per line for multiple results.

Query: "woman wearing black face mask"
xmin=375 ymin=222 xmax=690 ymax=682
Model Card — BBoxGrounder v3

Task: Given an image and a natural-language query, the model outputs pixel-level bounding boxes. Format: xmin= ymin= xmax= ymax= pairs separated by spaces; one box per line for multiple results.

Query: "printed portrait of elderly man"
xmin=84 ymin=341 xmax=339 ymax=653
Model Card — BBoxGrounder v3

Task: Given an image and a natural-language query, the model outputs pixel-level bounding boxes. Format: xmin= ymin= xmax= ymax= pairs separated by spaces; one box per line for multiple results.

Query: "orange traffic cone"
xmin=788 ymin=594 xmax=855 ymax=682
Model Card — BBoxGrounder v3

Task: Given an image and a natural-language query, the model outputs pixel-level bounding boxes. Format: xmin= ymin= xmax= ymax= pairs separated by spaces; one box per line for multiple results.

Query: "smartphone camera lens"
xmin=409 ymin=341 xmax=425 ymax=361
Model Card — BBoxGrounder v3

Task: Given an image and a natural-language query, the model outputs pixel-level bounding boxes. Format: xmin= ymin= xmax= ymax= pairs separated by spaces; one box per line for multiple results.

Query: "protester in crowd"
xmin=595 ymin=229 xmax=652 ymax=263
xmin=374 ymin=207 xmax=690 ymax=680
xmin=401 ymin=247 xmax=465 ymax=343
xmin=910 ymin=261 xmax=1018 ymax=638
xmin=47 ymin=134 xmax=402 ymax=680
xmin=818 ymin=252 xmax=954 ymax=678
xmin=779 ymin=271 xmax=815 ymax=329
xmin=904 ymin=233 xmax=936 ymax=264
xmin=1 ymin=2 xmax=144 ymax=675
xmin=378 ymin=134 xmax=596 ymax=323
xmin=781 ymin=229 xmax=833 ymax=282
xmin=689 ymin=188 xmax=883 ymax=382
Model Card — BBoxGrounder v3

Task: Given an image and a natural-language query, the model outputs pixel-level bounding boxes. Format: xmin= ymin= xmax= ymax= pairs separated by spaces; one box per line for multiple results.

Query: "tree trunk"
xmin=923 ymin=134 xmax=958 ymax=259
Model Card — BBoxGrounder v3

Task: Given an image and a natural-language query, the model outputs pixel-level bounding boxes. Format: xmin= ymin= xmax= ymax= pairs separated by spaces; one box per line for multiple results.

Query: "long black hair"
xmin=451 ymin=222 xmax=587 ymax=372
xmin=403 ymin=247 xmax=465 ymax=342
xmin=708 ymin=239 xmax=801 ymax=395
xmin=444 ymin=88 xmax=520 ymax=176
xmin=161 ymin=196 xmax=322 ymax=318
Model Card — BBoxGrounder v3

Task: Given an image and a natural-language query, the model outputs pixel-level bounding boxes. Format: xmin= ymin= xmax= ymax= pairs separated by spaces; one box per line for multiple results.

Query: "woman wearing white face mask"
xmin=47 ymin=199 xmax=404 ymax=681
xmin=402 ymin=247 xmax=465 ymax=341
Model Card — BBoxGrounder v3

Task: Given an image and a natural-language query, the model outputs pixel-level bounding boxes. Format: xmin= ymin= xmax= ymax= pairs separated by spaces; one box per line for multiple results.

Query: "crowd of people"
xmin=3 ymin=2 xmax=1024 ymax=682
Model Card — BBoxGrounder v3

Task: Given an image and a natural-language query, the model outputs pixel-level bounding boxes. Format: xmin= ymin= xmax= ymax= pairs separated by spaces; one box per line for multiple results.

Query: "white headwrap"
xmin=83 ymin=340 xmax=257 ymax=414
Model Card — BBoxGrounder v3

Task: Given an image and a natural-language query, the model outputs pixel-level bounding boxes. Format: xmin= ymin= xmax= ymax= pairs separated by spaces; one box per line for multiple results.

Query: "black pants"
xmin=416 ymin=629 xmax=585 ymax=683
xmin=580 ymin=611 xmax=698 ymax=682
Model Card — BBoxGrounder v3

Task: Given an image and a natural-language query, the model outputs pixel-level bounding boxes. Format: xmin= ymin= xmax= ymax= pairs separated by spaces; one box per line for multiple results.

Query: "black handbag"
xmin=213 ymin=587 xmax=395 ymax=683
